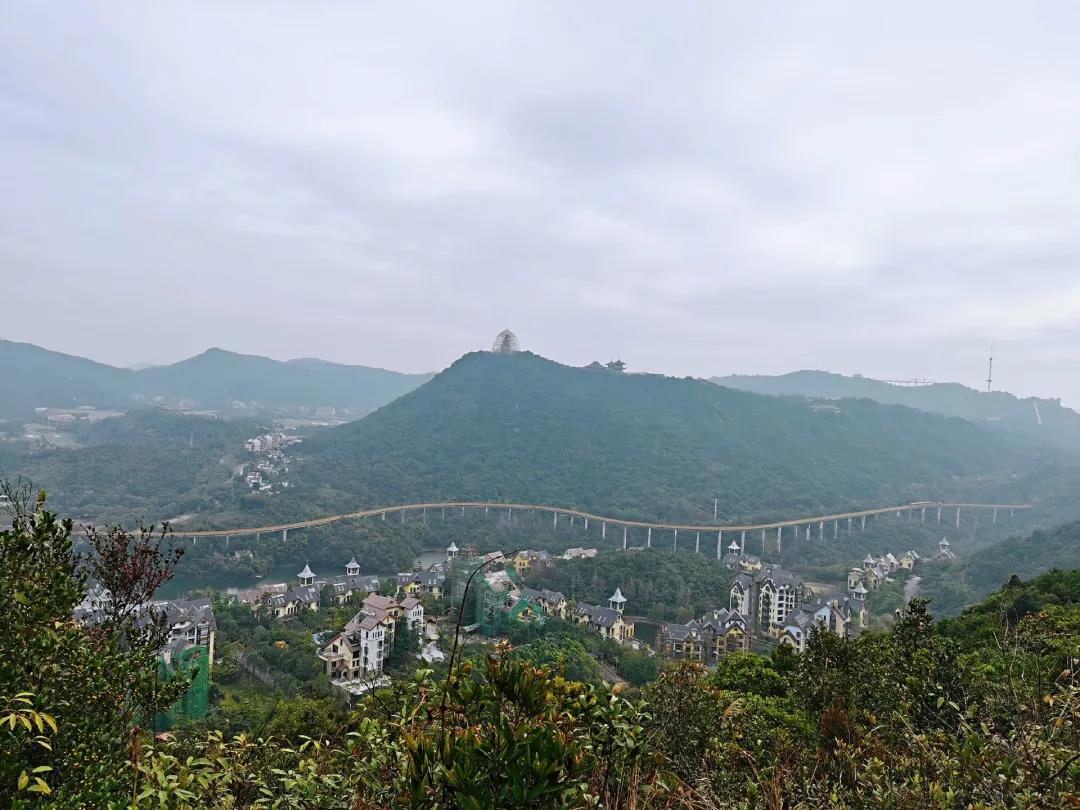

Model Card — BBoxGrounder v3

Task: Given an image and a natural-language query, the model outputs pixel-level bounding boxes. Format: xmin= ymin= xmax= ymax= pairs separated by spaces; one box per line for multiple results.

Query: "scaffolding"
xmin=154 ymin=645 xmax=210 ymax=731
xmin=448 ymin=552 xmax=485 ymax=627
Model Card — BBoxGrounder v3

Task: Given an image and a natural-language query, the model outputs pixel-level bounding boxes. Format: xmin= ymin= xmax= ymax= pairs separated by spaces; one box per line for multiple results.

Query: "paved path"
xmin=904 ymin=575 xmax=922 ymax=603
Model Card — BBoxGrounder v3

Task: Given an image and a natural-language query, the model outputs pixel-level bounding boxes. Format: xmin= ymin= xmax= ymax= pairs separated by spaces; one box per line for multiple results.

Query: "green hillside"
xmin=0 ymin=409 xmax=254 ymax=524
xmin=713 ymin=369 xmax=1080 ymax=450
xmin=918 ymin=519 xmax=1080 ymax=615
xmin=294 ymin=351 xmax=1044 ymax=523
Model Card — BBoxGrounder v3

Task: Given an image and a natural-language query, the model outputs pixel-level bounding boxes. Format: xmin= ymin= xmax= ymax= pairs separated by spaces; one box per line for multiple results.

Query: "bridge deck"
xmin=171 ymin=500 xmax=1031 ymax=539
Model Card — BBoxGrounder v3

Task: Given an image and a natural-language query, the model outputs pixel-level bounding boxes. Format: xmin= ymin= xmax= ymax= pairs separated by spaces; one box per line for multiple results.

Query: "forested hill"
xmin=0 ymin=409 xmax=255 ymax=525
xmin=712 ymin=369 xmax=1080 ymax=451
xmin=293 ymin=351 xmax=1039 ymax=523
xmin=918 ymin=519 xmax=1080 ymax=616
xmin=0 ymin=340 xmax=430 ymax=416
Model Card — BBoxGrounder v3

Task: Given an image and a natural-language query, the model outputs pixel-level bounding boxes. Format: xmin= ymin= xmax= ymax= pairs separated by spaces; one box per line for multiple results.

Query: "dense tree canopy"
xmin=2 ymin=497 xmax=1079 ymax=806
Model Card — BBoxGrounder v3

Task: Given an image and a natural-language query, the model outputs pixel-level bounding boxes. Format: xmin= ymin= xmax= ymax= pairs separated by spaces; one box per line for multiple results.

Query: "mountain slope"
xmin=293 ymin=351 xmax=1041 ymax=523
xmin=134 ymin=348 xmax=431 ymax=413
xmin=917 ymin=519 xmax=1080 ymax=616
xmin=0 ymin=339 xmax=134 ymax=413
xmin=0 ymin=409 xmax=254 ymax=524
xmin=712 ymin=370 xmax=1080 ymax=451
xmin=0 ymin=340 xmax=430 ymax=416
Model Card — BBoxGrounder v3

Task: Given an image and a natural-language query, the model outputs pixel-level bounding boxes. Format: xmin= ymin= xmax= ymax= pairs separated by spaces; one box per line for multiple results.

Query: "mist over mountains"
xmin=0 ymin=339 xmax=431 ymax=417
xmin=713 ymin=370 xmax=1080 ymax=452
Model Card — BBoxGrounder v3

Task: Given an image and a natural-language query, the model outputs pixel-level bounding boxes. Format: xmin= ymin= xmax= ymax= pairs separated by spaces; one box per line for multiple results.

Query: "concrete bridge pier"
xmin=695 ymin=531 xmax=700 ymax=553
xmin=834 ymin=520 xmax=838 ymax=539
xmin=647 ymin=527 xmax=652 ymax=548
xmin=283 ymin=528 xmax=288 ymax=541
xmin=805 ymin=524 xmax=810 ymax=541
xmin=422 ymin=507 xmax=426 ymax=523
xmin=484 ymin=506 xmax=489 ymax=517
xmin=602 ymin=522 xmax=607 ymax=540
xmin=937 ymin=507 xmax=942 ymax=523
xmin=955 ymin=508 xmax=961 ymax=527
xmin=761 ymin=528 xmax=766 ymax=553
xmin=553 ymin=512 xmax=558 ymax=529
xmin=847 ymin=517 xmax=852 ymax=533
xmin=921 ymin=507 xmax=926 ymax=522
xmin=819 ymin=521 xmax=824 ymax=540
xmin=442 ymin=507 xmax=446 ymax=519
xmin=225 ymin=536 xmax=230 ymax=549
xmin=570 ymin=515 xmax=575 ymax=527
xmin=861 ymin=515 xmax=866 ymax=531
xmin=192 ymin=536 xmax=196 ymax=546
xmin=993 ymin=507 xmax=998 ymax=524
xmin=1010 ymin=508 xmax=1014 ymax=518
xmin=673 ymin=529 xmax=678 ymax=552
xmin=508 ymin=507 xmax=512 ymax=521
xmin=741 ymin=530 xmax=746 ymax=551
xmin=256 ymin=532 xmax=260 ymax=543
xmin=401 ymin=510 xmax=405 ymax=524
xmin=623 ymin=525 xmax=628 ymax=549
xmin=584 ymin=516 xmax=588 ymax=530
xmin=462 ymin=505 xmax=466 ymax=517
xmin=381 ymin=512 xmax=386 ymax=521
xmin=715 ymin=531 xmax=721 ymax=558
xmin=777 ymin=526 xmax=783 ymax=554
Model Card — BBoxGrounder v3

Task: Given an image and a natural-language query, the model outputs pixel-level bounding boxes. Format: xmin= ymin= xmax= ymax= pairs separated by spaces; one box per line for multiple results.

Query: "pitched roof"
xmin=363 ymin=593 xmax=398 ymax=612
xmin=609 ymin=587 xmax=627 ymax=604
xmin=358 ymin=614 xmax=384 ymax=631
xmin=298 ymin=563 xmax=315 ymax=579
xmin=576 ymin=602 xmax=620 ymax=627
xmin=755 ymin=566 xmax=802 ymax=588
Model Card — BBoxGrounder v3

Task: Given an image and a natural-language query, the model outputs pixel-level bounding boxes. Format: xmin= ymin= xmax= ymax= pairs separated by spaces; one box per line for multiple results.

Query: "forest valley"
xmin=2 ymin=493 xmax=1079 ymax=808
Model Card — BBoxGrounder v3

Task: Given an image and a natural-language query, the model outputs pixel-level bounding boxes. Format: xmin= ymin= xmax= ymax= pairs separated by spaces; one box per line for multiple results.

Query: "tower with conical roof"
xmin=492 ymin=329 xmax=520 ymax=353
xmin=345 ymin=556 xmax=360 ymax=577
xmin=446 ymin=541 xmax=459 ymax=561
xmin=608 ymin=587 xmax=627 ymax=615
xmin=298 ymin=563 xmax=315 ymax=586
xmin=728 ymin=538 xmax=741 ymax=555
xmin=853 ymin=581 xmax=868 ymax=601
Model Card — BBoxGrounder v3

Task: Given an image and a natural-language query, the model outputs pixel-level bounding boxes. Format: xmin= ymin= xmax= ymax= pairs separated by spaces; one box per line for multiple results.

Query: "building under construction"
xmin=154 ymin=642 xmax=210 ymax=730
xmin=447 ymin=547 xmax=537 ymax=637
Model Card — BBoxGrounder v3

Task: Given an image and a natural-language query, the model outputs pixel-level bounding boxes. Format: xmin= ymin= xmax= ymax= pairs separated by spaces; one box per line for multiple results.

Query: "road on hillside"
xmin=904 ymin=575 xmax=922 ymax=603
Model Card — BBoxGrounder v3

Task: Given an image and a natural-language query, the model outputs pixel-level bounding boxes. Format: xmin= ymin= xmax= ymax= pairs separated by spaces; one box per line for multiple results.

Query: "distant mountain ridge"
xmin=288 ymin=351 xmax=1047 ymax=524
xmin=0 ymin=339 xmax=431 ymax=416
xmin=712 ymin=370 xmax=1080 ymax=451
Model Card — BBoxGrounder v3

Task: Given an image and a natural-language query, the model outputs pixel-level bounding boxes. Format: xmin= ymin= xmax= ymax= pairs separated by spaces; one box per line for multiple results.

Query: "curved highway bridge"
xmin=180 ymin=499 xmax=1031 ymax=554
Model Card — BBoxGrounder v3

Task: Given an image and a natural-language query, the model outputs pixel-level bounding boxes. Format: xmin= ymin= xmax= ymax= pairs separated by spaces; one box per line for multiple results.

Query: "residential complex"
xmin=317 ymin=593 xmax=424 ymax=686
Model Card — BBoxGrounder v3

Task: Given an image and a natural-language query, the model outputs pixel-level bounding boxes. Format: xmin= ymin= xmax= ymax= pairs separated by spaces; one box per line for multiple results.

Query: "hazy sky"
xmin=3 ymin=3 xmax=1079 ymax=403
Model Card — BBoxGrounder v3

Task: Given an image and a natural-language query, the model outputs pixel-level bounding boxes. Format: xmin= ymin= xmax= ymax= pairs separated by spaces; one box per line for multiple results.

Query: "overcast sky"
xmin=2 ymin=3 xmax=1079 ymax=404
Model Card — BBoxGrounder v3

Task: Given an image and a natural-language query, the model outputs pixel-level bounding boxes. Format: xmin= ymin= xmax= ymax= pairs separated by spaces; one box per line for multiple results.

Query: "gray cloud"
xmin=2 ymin=1 xmax=1079 ymax=404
